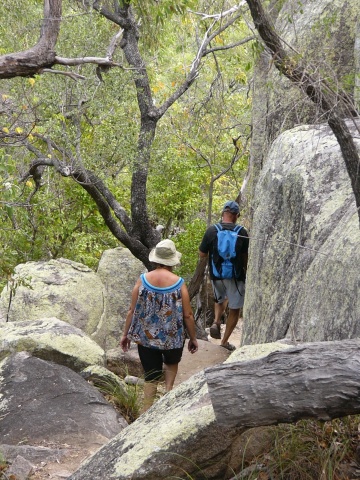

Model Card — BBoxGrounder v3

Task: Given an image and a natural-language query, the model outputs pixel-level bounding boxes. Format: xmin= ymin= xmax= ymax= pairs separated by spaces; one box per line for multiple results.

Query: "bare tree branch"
xmin=54 ymin=56 xmax=120 ymax=67
xmin=0 ymin=0 xmax=62 ymax=79
xmin=245 ymin=0 xmax=360 ymax=223
xmin=156 ymin=8 xmax=247 ymax=118
xmin=40 ymin=69 xmax=86 ymax=80
xmin=107 ymin=28 xmax=124 ymax=60
xmin=203 ymin=36 xmax=256 ymax=56
xmin=189 ymin=2 xmax=247 ymax=21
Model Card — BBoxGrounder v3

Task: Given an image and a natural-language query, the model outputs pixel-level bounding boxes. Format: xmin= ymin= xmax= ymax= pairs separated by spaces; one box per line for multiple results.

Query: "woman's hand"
xmin=188 ymin=338 xmax=198 ymax=354
xmin=120 ymin=335 xmax=131 ymax=352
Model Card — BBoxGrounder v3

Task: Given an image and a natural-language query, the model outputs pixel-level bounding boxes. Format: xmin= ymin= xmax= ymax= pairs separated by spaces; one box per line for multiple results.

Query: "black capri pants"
xmin=138 ymin=344 xmax=185 ymax=382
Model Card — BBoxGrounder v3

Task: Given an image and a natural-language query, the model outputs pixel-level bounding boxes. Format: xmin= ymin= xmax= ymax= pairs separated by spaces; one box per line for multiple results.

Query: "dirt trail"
xmin=175 ymin=319 xmax=243 ymax=385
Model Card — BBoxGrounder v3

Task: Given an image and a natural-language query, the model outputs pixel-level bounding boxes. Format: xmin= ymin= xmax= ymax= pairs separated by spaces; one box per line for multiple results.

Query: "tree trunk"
xmin=188 ymin=257 xmax=207 ymax=300
xmin=205 ymin=339 xmax=360 ymax=428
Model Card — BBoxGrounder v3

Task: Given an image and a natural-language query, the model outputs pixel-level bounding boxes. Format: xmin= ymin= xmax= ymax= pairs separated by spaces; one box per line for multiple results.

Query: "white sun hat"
xmin=148 ymin=239 xmax=182 ymax=266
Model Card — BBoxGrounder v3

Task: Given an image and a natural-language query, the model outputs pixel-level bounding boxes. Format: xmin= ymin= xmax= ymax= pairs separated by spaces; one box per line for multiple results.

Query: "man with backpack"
xmin=199 ymin=200 xmax=249 ymax=351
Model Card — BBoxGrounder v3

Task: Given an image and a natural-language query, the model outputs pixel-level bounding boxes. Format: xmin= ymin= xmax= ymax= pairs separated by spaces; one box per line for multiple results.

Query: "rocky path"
xmin=28 ymin=322 xmax=243 ymax=479
xmin=175 ymin=320 xmax=243 ymax=385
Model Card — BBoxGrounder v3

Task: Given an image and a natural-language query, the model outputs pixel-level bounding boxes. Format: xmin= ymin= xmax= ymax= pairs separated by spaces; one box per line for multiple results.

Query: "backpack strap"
xmin=216 ymin=224 xmax=242 ymax=233
xmin=215 ymin=223 xmax=243 ymax=235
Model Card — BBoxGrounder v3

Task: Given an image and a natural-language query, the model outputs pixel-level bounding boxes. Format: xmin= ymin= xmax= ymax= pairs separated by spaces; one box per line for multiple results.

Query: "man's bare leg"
xmin=214 ymin=300 xmax=227 ymax=325
xmin=210 ymin=299 xmax=228 ymax=339
xmin=221 ymin=307 xmax=240 ymax=346
xmin=210 ymin=301 xmax=227 ymax=338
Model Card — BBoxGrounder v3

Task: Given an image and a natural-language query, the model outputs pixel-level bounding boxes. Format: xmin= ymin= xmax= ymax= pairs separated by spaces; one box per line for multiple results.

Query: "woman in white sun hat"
xmin=120 ymin=239 xmax=198 ymax=413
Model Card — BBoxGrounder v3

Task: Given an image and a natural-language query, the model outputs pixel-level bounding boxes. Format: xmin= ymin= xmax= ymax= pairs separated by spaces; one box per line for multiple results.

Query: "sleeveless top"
xmin=127 ymin=273 xmax=185 ymax=350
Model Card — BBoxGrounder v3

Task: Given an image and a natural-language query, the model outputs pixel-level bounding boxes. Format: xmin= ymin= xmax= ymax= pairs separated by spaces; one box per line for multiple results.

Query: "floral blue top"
xmin=128 ymin=274 xmax=185 ymax=350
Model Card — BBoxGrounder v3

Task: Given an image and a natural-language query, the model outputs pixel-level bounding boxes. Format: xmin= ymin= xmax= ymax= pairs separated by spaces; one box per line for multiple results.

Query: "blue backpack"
xmin=211 ymin=223 xmax=243 ymax=279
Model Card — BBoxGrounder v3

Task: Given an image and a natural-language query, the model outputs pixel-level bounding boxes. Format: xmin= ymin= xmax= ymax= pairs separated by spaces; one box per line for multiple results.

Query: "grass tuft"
xmin=96 ymin=376 xmax=142 ymax=423
xmin=242 ymin=415 xmax=360 ymax=480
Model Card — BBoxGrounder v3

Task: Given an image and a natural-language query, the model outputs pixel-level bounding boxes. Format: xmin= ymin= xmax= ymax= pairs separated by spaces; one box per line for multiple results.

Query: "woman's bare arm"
xmin=181 ymin=283 xmax=198 ymax=353
xmin=119 ymin=278 xmax=142 ymax=352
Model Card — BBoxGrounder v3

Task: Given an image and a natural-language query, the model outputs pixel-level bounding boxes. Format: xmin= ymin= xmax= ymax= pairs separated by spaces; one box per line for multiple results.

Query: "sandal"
xmin=220 ymin=342 xmax=236 ymax=352
xmin=209 ymin=323 xmax=221 ymax=339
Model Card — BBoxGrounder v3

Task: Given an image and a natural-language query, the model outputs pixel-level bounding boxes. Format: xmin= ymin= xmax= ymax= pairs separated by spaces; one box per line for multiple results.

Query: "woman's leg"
xmin=138 ymin=345 xmax=163 ymax=413
xmin=163 ymin=346 xmax=184 ymax=392
xmin=142 ymin=381 xmax=158 ymax=413
xmin=164 ymin=362 xmax=178 ymax=392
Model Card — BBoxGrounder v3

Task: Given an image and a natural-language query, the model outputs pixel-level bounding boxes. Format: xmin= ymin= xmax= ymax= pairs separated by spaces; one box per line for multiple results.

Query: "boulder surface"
xmin=96 ymin=247 xmax=145 ymax=349
xmin=0 ymin=352 xmax=124 ymax=446
xmin=0 ymin=317 xmax=105 ymax=371
xmin=243 ymin=120 xmax=360 ymax=344
xmin=0 ymin=258 xmax=104 ymax=338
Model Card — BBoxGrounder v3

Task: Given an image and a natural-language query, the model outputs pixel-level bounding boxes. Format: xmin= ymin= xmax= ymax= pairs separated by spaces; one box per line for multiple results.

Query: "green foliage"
xmin=0 ymin=164 xmax=118 ymax=288
xmin=0 ymin=0 xmax=255 ymax=284
xmin=173 ymin=218 xmax=207 ymax=281
xmin=135 ymin=0 xmax=198 ymax=40
xmin=0 ymin=1 xmax=42 ymax=53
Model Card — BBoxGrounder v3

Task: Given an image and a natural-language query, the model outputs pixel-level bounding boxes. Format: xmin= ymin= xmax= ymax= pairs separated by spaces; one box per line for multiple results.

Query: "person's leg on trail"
xmin=210 ymin=302 xmax=225 ymax=339
xmin=210 ymin=280 xmax=228 ymax=339
xmin=214 ymin=300 xmax=227 ymax=324
xmin=162 ymin=347 xmax=183 ymax=391
xmin=142 ymin=381 xmax=158 ymax=413
xmin=220 ymin=280 xmax=245 ymax=349
xmin=138 ymin=344 xmax=163 ymax=413
xmin=221 ymin=307 xmax=240 ymax=347
xmin=164 ymin=362 xmax=178 ymax=391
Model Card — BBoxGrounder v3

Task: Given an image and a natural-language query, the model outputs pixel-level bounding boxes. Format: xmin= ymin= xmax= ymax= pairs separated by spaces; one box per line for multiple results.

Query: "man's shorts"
xmin=211 ymin=279 xmax=245 ymax=309
xmin=138 ymin=344 xmax=184 ymax=382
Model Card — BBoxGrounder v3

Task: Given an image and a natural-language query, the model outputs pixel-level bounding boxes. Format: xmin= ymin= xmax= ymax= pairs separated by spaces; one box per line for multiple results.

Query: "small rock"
xmin=6 ymin=455 xmax=33 ymax=480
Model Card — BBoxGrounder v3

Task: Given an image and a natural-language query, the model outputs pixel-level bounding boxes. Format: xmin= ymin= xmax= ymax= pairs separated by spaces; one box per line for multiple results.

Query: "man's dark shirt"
xmin=199 ymin=222 xmax=249 ymax=281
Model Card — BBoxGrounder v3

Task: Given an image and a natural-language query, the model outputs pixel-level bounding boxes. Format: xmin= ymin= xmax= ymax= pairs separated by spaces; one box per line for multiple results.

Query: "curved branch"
xmin=22 ymin=156 xmax=152 ymax=268
xmin=72 ymin=169 xmax=151 ymax=268
xmin=203 ymin=36 xmax=256 ymax=56
xmin=0 ymin=0 xmax=62 ymax=79
xmin=74 ymin=169 xmax=133 ymax=234
xmin=90 ymin=0 xmax=129 ymax=29
xmin=245 ymin=0 xmax=360 ymax=224
xmin=41 ymin=69 xmax=86 ymax=81
xmin=22 ymin=135 xmax=134 ymax=238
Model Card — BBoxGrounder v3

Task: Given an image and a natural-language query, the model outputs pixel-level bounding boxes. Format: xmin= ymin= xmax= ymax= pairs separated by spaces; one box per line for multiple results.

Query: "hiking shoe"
xmin=209 ymin=323 xmax=221 ymax=339
xmin=220 ymin=342 xmax=236 ymax=351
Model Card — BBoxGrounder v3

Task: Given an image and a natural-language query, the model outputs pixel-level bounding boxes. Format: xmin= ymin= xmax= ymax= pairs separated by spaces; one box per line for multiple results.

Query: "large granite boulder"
xmin=96 ymin=247 xmax=145 ymax=350
xmin=0 ymin=249 xmax=145 ymax=350
xmin=69 ymin=342 xmax=289 ymax=480
xmin=0 ymin=317 xmax=105 ymax=372
xmin=243 ymin=120 xmax=360 ymax=344
xmin=0 ymin=258 xmax=104 ymax=336
xmin=0 ymin=352 xmax=124 ymax=446
xmin=249 ymin=0 xmax=360 ymax=197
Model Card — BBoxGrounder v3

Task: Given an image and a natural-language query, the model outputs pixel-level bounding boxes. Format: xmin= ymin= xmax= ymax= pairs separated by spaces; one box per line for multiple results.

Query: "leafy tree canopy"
xmin=0 ymin=0 xmax=255 ymax=287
